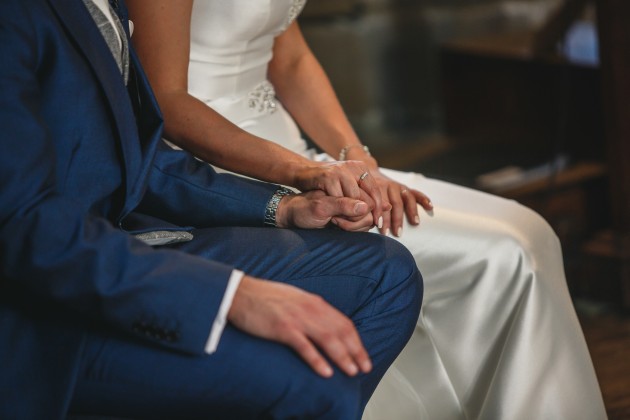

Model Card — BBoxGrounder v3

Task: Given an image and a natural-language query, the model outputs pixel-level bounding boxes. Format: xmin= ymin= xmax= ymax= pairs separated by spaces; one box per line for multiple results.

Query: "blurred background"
xmin=299 ymin=0 xmax=629 ymax=417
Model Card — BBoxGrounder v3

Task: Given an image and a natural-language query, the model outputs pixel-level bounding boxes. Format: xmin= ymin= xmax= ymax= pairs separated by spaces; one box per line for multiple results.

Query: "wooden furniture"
xmin=582 ymin=0 xmax=630 ymax=309
xmin=436 ymin=0 xmax=630 ymax=308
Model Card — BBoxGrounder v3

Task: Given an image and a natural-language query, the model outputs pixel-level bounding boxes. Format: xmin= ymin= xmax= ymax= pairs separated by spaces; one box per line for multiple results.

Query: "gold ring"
xmin=359 ymin=172 xmax=369 ymax=182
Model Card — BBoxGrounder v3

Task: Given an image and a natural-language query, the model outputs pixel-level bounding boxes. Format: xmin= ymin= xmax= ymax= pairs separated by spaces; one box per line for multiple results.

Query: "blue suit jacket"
xmin=0 ymin=0 xmax=279 ymax=417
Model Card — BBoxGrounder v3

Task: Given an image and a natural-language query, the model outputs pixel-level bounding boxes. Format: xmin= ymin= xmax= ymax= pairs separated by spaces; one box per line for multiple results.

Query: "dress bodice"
xmin=189 ymin=0 xmax=306 ymax=102
xmin=188 ymin=0 xmax=310 ymax=156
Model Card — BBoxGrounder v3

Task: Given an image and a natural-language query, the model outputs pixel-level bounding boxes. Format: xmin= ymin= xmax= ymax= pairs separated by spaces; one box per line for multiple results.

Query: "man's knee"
xmin=354 ymin=235 xmax=423 ymax=348
xmin=378 ymin=236 xmax=423 ymax=316
xmin=267 ymin=370 xmax=361 ymax=419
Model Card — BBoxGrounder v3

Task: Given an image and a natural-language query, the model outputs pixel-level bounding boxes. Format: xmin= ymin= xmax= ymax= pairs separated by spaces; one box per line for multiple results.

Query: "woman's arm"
xmin=269 ymin=22 xmax=373 ymax=166
xmin=269 ymin=22 xmax=433 ymax=236
xmin=125 ymin=0 xmax=384 ymax=224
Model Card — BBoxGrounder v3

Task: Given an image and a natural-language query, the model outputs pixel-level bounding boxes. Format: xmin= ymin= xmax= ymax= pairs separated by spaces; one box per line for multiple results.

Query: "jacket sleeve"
xmin=0 ymin=1 xmax=236 ymax=356
xmin=135 ymin=141 xmax=280 ymax=229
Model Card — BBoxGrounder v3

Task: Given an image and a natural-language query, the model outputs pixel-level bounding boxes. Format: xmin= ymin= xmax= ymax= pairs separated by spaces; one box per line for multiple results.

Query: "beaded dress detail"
xmin=284 ymin=0 xmax=307 ymax=29
xmin=248 ymin=81 xmax=277 ymax=114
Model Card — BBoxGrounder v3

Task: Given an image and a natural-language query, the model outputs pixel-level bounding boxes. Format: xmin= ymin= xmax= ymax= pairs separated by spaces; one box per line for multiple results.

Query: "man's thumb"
xmin=352 ymin=200 xmax=369 ymax=216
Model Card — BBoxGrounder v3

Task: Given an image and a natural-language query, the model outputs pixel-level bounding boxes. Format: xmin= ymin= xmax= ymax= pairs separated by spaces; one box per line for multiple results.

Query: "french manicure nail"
xmin=377 ymin=216 xmax=383 ymax=229
xmin=384 ymin=228 xmax=390 ymax=236
xmin=414 ymin=215 xmax=420 ymax=225
xmin=396 ymin=226 xmax=403 ymax=237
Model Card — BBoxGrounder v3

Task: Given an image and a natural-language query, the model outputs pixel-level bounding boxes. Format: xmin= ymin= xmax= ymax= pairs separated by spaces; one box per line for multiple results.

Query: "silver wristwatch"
xmin=264 ymin=187 xmax=295 ymax=227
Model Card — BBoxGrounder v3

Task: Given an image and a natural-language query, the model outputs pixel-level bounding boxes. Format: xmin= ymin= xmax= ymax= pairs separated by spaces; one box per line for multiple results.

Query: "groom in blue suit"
xmin=0 ymin=0 xmax=422 ymax=418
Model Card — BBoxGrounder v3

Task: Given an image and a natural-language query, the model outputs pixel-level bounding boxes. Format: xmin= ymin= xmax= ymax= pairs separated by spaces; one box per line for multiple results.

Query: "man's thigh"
xmin=68 ymin=227 xmax=420 ymax=418
xmin=172 ymin=227 xmax=422 ymax=399
xmin=69 ymin=324 xmax=360 ymax=419
xmin=172 ymin=227 xmax=395 ymax=315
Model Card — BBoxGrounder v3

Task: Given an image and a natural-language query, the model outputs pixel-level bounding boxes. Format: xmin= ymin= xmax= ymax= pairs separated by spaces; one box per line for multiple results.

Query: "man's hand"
xmin=275 ymin=190 xmax=374 ymax=232
xmin=227 ymin=275 xmax=372 ymax=378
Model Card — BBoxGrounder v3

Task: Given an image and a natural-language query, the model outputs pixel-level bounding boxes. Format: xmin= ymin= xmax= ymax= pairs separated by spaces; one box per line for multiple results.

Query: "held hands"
xmin=293 ymin=161 xmax=389 ymax=229
xmin=227 ymin=275 xmax=372 ymax=378
xmin=290 ymin=160 xmax=433 ymax=236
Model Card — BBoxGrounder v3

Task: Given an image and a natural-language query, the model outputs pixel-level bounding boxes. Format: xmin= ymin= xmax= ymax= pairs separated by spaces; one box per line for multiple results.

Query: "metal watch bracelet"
xmin=264 ymin=187 xmax=295 ymax=227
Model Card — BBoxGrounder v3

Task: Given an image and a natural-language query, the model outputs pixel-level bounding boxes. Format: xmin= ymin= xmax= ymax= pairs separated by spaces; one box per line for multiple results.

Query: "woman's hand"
xmin=371 ymin=170 xmax=433 ymax=237
xmin=292 ymin=161 xmax=389 ymax=229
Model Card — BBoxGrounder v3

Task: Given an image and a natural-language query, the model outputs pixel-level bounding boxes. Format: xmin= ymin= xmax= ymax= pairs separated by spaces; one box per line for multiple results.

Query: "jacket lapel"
xmin=46 ymin=0 xmax=163 ymax=219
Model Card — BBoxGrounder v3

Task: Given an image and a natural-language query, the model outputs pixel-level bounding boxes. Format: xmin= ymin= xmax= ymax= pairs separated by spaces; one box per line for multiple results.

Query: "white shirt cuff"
xmin=204 ymin=269 xmax=244 ymax=354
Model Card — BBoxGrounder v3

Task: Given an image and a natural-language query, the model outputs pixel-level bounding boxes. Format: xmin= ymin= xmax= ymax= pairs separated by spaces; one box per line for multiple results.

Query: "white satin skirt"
xmin=361 ymin=168 xmax=607 ymax=420
xmin=201 ymin=96 xmax=606 ymax=419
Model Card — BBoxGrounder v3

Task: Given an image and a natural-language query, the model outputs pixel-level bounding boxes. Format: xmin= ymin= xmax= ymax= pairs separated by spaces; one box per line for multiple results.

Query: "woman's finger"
xmin=389 ymin=185 xmax=405 ymax=237
xmin=399 ymin=187 xmax=419 ymax=226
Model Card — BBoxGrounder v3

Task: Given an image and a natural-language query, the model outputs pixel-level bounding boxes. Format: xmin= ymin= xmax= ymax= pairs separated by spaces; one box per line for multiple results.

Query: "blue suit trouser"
xmin=68 ymin=227 xmax=422 ymax=419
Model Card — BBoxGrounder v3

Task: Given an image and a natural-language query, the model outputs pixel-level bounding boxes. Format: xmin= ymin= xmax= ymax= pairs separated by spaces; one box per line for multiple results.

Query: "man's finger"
xmin=286 ymin=330 xmax=334 ymax=378
xmin=333 ymin=319 xmax=372 ymax=374
xmin=331 ymin=197 xmax=370 ymax=218
xmin=308 ymin=315 xmax=369 ymax=377
xmin=333 ymin=213 xmax=374 ymax=231
xmin=314 ymin=333 xmax=359 ymax=376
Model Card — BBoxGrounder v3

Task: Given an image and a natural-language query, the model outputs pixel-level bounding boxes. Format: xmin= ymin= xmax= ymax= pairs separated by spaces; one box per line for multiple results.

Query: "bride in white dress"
xmin=127 ymin=0 xmax=607 ymax=418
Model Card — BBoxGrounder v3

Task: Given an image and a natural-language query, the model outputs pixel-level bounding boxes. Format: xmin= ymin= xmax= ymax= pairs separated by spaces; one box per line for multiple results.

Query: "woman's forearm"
xmin=269 ymin=22 xmax=377 ymax=169
xmin=156 ymin=90 xmax=312 ymax=187
xmin=126 ymin=0 xmax=386 ymax=216
xmin=126 ymin=0 xmax=313 ymax=187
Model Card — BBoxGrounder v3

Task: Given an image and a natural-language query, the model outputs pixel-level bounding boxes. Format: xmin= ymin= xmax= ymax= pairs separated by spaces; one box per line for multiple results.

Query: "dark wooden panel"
xmin=596 ymin=0 xmax=630 ymax=233
xmin=439 ymin=34 xmax=606 ymax=161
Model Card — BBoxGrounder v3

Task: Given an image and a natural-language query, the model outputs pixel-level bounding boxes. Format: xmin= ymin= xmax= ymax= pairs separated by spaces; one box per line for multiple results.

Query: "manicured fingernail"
xmin=361 ymin=360 xmax=373 ymax=373
xmin=377 ymin=216 xmax=383 ymax=229
xmin=428 ymin=200 xmax=433 ymax=209
xmin=331 ymin=218 xmax=338 ymax=225
xmin=414 ymin=215 xmax=420 ymax=225
xmin=384 ymin=228 xmax=390 ymax=236
xmin=396 ymin=226 xmax=403 ymax=237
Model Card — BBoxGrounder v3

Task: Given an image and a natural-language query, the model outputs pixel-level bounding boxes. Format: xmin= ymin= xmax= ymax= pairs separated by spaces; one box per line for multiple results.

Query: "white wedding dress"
xmin=187 ymin=1 xmax=607 ymax=419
